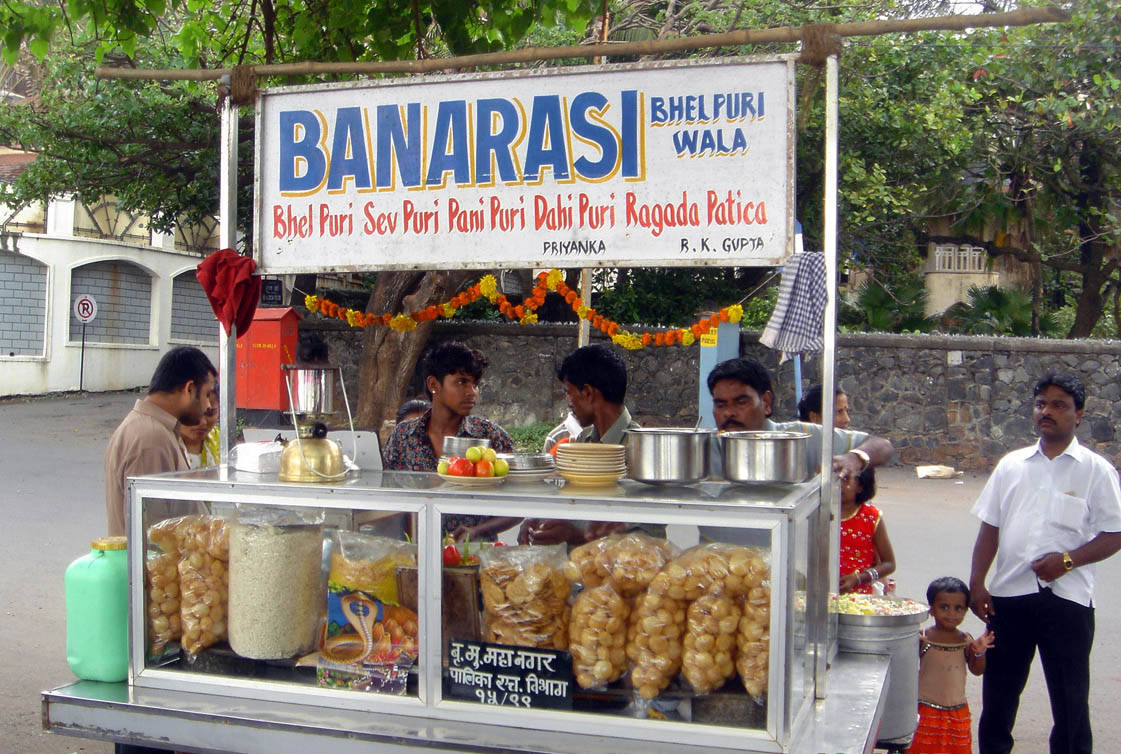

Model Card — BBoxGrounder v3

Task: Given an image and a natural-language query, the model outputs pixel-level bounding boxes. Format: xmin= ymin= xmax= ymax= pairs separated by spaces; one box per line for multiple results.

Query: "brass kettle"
xmin=278 ymin=422 xmax=345 ymax=483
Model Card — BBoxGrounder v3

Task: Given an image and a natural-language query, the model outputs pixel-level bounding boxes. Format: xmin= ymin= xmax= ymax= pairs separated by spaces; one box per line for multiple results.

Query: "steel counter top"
xmin=43 ymin=652 xmax=888 ymax=754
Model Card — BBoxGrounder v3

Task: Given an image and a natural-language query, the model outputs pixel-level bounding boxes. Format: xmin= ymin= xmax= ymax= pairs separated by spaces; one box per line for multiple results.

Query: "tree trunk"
xmin=354 ymin=270 xmax=474 ymax=430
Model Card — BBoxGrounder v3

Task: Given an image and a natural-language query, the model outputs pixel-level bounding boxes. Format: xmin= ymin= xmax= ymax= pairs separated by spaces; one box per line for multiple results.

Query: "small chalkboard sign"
xmin=445 ymin=638 xmax=573 ymax=710
xmin=260 ymin=278 xmax=284 ymax=306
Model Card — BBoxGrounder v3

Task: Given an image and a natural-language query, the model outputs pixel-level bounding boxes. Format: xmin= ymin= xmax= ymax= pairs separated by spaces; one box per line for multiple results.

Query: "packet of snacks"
xmin=563 ymin=534 xmax=622 ymax=587
xmin=736 ymin=580 xmax=772 ymax=699
xmin=647 ymin=543 xmax=765 ymax=601
xmin=479 ymin=544 xmax=570 ymax=650
xmin=147 ymin=514 xmax=230 ymax=658
xmin=568 ymin=583 xmax=629 ymax=689
xmin=681 ymin=589 xmax=742 ymax=694
xmin=601 ymin=532 xmax=677 ymax=599
xmin=625 ymin=589 xmax=686 ymax=699
xmin=145 ymin=550 xmax=181 ymax=658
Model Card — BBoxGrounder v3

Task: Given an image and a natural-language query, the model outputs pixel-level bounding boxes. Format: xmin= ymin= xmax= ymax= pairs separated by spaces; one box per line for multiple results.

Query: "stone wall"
xmin=170 ymin=271 xmax=218 ymax=343
xmin=0 ymin=249 xmax=47 ymax=355
xmin=68 ymin=260 xmax=152 ymax=344
xmin=304 ymin=319 xmax=1121 ymax=471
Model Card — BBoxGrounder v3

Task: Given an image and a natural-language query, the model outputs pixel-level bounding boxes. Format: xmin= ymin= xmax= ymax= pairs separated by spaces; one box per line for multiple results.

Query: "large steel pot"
xmin=838 ymin=607 xmax=926 ymax=744
xmin=720 ymin=430 xmax=810 ymax=484
xmin=623 ymin=428 xmax=713 ymax=484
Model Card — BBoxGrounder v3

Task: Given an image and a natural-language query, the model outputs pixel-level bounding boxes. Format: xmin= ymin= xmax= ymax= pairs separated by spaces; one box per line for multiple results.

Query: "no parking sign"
xmin=73 ymin=294 xmax=97 ymax=390
xmin=73 ymin=294 xmax=98 ymax=324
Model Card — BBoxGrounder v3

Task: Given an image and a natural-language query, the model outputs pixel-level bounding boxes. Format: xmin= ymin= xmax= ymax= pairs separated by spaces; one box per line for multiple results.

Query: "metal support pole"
xmin=217 ymin=81 xmax=239 ymax=472
xmin=811 ymin=53 xmax=841 ymax=699
xmin=577 ymin=270 xmax=592 ymax=347
xmin=79 ymin=324 xmax=86 ymax=391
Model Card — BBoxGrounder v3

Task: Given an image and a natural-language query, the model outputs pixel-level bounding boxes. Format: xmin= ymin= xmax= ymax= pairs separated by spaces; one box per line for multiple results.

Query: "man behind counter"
xmin=702 ymin=357 xmax=892 ymax=544
xmin=382 ymin=341 xmax=514 ymax=471
xmin=707 ymin=356 xmax=892 ymax=480
xmin=521 ymin=344 xmax=639 ymax=545
xmin=383 ymin=341 xmax=515 ymax=541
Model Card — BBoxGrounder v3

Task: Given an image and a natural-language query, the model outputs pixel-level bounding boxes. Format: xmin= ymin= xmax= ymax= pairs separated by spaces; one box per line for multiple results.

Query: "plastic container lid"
xmin=90 ymin=536 xmax=127 ymax=551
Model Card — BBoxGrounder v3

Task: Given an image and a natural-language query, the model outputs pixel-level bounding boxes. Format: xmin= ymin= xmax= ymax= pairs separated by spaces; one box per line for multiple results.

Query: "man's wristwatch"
xmin=1062 ymin=552 xmax=1075 ymax=571
xmin=850 ymin=448 xmax=871 ymax=469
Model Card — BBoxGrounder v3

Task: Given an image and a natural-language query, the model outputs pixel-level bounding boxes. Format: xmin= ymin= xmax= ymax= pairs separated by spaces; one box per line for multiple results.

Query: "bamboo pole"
xmin=96 ymin=6 xmax=1067 ymax=81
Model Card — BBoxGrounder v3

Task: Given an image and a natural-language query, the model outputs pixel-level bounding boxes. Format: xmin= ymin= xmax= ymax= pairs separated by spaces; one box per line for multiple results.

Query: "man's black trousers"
xmin=979 ymin=589 xmax=1094 ymax=754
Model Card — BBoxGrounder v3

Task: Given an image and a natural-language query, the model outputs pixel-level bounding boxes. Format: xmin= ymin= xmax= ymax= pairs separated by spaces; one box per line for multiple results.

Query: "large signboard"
xmin=254 ymin=57 xmax=795 ymax=273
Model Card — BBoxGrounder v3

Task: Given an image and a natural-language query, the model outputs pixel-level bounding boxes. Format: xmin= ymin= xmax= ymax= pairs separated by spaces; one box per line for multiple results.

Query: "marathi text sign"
xmin=445 ymin=638 xmax=573 ymax=710
xmin=255 ymin=58 xmax=795 ymax=273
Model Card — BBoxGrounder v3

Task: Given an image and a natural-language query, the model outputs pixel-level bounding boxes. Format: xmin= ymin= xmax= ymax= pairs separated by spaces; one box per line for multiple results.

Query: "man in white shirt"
xmin=969 ymin=372 xmax=1121 ymax=754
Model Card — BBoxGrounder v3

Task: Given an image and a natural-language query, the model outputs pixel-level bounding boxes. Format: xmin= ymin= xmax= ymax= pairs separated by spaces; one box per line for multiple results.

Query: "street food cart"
xmin=44 ymin=46 xmax=905 ymax=754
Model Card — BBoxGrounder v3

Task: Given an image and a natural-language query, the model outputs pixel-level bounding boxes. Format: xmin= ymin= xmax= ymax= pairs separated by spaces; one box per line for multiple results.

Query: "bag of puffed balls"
xmin=563 ymin=534 xmax=622 ymax=588
xmin=625 ymin=588 xmax=686 ymax=699
xmin=682 ymin=590 xmax=741 ymax=694
xmin=568 ymin=583 xmax=629 ymax=689
xmin=479 ymin=544 xmax=570 ymax=649
xmin=146 ymin=515 xmax=230 ymax=658
xmin=145 ymin=550 xmax=181 ymax=657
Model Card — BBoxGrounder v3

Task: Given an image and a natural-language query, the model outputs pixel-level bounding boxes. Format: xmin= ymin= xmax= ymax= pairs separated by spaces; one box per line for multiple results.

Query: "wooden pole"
xmin=95 ymin=6 xmax=1067 ymax=81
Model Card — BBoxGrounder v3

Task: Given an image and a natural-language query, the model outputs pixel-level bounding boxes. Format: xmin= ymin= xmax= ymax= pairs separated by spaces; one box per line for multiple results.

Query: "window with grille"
xmin=933 ymin=244 xmax=986 ymax=273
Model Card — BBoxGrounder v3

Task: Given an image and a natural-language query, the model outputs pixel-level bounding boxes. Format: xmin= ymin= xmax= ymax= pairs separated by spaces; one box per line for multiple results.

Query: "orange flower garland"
xmin=304 ymin=270 xmax=744 ymax=351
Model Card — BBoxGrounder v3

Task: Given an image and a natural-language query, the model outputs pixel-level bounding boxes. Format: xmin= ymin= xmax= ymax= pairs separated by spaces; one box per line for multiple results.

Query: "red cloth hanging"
xmin=196 ymin=248 xmax=261 ymax=337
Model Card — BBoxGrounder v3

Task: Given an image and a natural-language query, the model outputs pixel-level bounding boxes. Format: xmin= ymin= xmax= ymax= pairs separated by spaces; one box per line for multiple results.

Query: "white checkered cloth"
xmin=759 ymin=252 xmax=826 ymax=363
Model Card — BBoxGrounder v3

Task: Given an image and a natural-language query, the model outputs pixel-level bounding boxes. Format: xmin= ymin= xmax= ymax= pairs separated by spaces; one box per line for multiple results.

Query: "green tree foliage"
xmin=590 ymin=268 xmax=772 ymax=327
xmin=0 ymin=0 xmax=597 ymax=237
xmin=940 ymin=285 xmax=1060 ymax=337
xmin=943 ymin=0 xmax=1121 ymax=337
xmin=840 ymin=276 xmax=933 ymax=333
xmin=0 ymin=50 xmax=230 ymax=233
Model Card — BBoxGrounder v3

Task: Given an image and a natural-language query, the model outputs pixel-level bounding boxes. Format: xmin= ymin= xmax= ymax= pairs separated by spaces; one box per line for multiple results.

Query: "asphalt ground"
xmin=4 ymin=390 xmax=1118 ymax=753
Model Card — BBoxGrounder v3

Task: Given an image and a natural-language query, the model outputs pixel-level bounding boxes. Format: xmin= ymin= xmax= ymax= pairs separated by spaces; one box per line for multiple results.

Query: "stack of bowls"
xmin=555 ymin=443 xmax=627 ymax=486
xmin=497 ymin=453 xmax=556 ymax=483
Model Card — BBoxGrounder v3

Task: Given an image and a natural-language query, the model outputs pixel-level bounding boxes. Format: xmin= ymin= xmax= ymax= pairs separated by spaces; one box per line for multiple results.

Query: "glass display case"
xmin=127 ymin=468 xmax=824 ymax=753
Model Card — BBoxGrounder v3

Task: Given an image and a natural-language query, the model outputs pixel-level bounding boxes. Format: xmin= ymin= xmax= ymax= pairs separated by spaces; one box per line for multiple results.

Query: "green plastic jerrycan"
xmin=65 ymin=536 xmax=129 ymax=682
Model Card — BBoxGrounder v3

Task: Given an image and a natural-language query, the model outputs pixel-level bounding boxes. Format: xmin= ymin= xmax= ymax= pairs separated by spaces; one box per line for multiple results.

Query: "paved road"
xmin=4 ymin=391 xmax=1119 ymax=753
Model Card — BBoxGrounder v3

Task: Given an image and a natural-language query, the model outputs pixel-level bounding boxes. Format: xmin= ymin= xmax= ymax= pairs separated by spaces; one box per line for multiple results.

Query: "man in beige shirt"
xmin=105 ymin=346 xmax=218 ymax=537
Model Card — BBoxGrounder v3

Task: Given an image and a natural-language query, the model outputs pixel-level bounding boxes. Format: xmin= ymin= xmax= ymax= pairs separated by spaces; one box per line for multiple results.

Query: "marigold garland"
xmin=303 ymin=271 xmax=743 ymax=351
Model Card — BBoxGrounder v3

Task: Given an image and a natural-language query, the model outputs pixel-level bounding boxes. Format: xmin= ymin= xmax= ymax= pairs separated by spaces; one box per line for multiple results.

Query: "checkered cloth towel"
xmin=759 ymin=252 xmax=826 ymax=363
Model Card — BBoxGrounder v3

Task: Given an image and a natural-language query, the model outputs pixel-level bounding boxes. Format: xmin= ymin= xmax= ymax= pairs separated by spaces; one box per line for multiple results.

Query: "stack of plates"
xmin=497 ymin=453 xmax=556 ymax=483
xmin=555 ymin=443 xmax=626 ymax=486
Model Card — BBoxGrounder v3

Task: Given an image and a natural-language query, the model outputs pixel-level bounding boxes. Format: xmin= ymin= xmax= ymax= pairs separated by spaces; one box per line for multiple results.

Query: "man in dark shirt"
xmin=382 ymin=341 xmax=513 ymax=471
xmin=383 ymin=341 xmax=514 ymax=540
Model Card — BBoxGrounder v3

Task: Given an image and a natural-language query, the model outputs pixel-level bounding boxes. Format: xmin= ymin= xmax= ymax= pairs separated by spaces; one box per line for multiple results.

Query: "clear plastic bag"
xmin=736 ymin=583 xmax=771 ymax=699
xmin=563 ymin=534 xmax=621 ymax=587
xmin=568 ymin=583 xmax=629 ymax=689
xmin=328 ymin=531 xmax=417 ymax=606
xmin=682 ymin=590 xmax=741 ymax=694
xmin=625 ymin=589 xmax=686 ymax=699
xmin=168 ymin=515 xmax=230 ymax=657
xmin=146 ymin=514 xmax=229 ymax=658
xmin=479 ymin=544 xmax=570 ymax=649
xmin=145 ymin=550 xmax=181 ymax=656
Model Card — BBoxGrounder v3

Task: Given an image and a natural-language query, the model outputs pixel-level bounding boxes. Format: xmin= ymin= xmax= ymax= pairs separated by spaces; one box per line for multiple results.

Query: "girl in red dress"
xmin=839 ymin=466 xmax=896 ymax=594
xmin=905 ymin=576 xmax=995 ymax=754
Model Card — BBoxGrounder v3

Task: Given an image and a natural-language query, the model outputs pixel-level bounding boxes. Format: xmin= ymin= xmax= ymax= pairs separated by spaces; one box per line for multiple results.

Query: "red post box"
xmin=235 ymin=307 xmax=302 ymax=410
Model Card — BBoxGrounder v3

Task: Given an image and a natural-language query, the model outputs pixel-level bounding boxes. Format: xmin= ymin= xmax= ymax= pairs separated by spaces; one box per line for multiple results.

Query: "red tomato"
xmin=449 ymin=457 xmax=474 ymax=476
xmin=442 ymin=544 xmax=462 ymax=566
xmin=475 ymin=459 xmax=494 ymax=477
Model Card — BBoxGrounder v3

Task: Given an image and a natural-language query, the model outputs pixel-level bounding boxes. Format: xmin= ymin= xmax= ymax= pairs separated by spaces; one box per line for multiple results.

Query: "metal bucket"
xmin=837 ymin=610 xmax=925 ymax=744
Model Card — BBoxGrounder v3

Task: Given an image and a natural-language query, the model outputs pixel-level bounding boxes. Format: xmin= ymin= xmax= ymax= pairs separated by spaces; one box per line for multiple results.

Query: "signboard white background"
xmin=255 ymin=57 xmax=795 ymax=273
xmin=73 ymin=294 xmax=98 ymax=323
